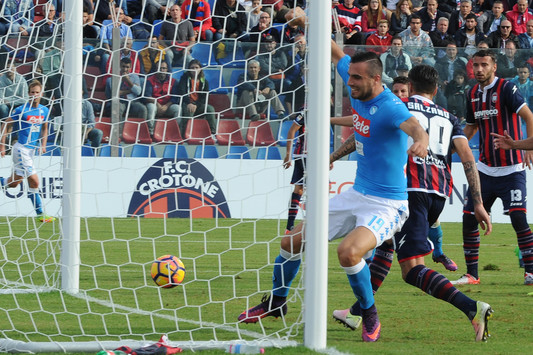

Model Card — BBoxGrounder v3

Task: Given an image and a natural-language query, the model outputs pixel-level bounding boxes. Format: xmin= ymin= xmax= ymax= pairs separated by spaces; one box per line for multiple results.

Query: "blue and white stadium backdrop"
xmin=0 ymin=157 xmax=521 ymax=223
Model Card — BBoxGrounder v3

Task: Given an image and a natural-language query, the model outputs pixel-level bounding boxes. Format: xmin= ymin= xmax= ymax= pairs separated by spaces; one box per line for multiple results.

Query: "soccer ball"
xmin=151 ymin=255 xmax=186 ymax=288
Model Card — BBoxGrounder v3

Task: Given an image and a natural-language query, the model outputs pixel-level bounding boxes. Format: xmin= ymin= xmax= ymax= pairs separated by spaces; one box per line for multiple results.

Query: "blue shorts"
xmin=290 ymin=157 xmax=306 ymax=185
xmin=394 ymin=191 xmax=446 ymax=263
xmin=464 ymin=170 xmax=527 ymax=215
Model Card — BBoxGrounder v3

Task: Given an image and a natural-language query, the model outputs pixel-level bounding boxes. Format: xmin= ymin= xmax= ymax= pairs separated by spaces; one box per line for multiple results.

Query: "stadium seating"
xmin=203 ymin=68 xmax=228 ymax=94
xmin=256 ymin=146 xmax=282 ymax=160
xmin=131 ymin=144 xmax=157 ymax=158
xmin=94 ymin=116 xmax=112 ymax=144
xmin=163 ymin=145 xmax=189 ymax=159
xmin=208 ymin=93 xmax=236 ymax=119
xmin=184 ymin=119 xmax=216 ymax=145
xmin=194 ymin=145 xmax=219 ymax=158
xmin=99 ymin=145 xmax=125 ymax=157
xmin=152 ymin=118 xmax=183 ymax=143
xmin=226 ymin=146 xmax=251 ymax=159
xmin=190 ymin=43 xmax=217 ymax=67
xmin=246 ymin=120 xmax=276 ymax=146
xmin=82 ymin=145 xmax=95 ymax=157
xmin=122 ymin=118 xmax=153 ymax=144
xmin=216 ymin=119 xmax=245 ymax=145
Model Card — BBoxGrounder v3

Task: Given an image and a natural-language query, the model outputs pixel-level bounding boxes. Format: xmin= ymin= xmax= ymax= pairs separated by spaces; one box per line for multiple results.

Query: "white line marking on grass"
xmin=318 ymin=347 xmax=352 ymax=355
xmin=71 ymin=291 xmax=267 ymax=339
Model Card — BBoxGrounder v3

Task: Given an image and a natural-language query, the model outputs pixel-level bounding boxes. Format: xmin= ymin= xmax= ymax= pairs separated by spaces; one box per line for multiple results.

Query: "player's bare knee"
xmin=281 ymin=234 xmax=303 ymax=254
xmin=336 ymin=245 xmax=361 ymax=266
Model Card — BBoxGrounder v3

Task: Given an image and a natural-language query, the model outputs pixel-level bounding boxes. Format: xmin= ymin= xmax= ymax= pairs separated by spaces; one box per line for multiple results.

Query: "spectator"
xmin=334 ymin=0 xmax=363 ymax=44
xmin=465 ymin=40 xmax=489 ymax=81
xmin=99 ymin=7 xmax=133 ymax=73
xmin=145 ymin=61 xmax=181 ymax=136
xmin=176 ymin=59 xmax=216 ymax=136
xmin=34 ymin=3 xmax=63 ymax=51
xmin=125 ymin=0 xmax=144 ymax=19
xmin=282 ymin=16 xmax=306 ymax=45
xmin=3 ymin=0 xmax=34 ymax=36
xmin=518 ymin=19 xmax=533 ymax=49
xmin=284 ymin=34 xmax=306 ymax=114
xmin=104 ymin=57 xmax=147 ymax=136
xmin=435 ymin=42 xmax=468 ymax=85
xmin=82 ymin=99 xmax=103 ymax=148
xmin=391 ymin=75 xmax=410 ymax=98
xmin=83 ymin=5 xmax=99 ymax=40
xmin=247 ymin=0 xmax=263 ymax=30
xmin=390 ymin=0 xmax=412 ymax=35
xmin=510 ymin=65 xmax=533 ymax=107
xmin=448 ymin=0 xmax=479 ymax=36
xmin=486 ymin=20 xmax=520 ymax=53
xmin=399 ymin=13 xmax=436 ymax=65
xmin=444 ymin=69 xmax=470 ymax=122
xmin=139 ymin=36 xmax=172 ymax=75
xmin=479 ymin=1 xmax=506 ymax=35
xmin=417 ymin=0 xmax=448 ymax=33
xmin=366 ymin=19 xmax=393 ymax=54
xmin=506 ymin=0 xmax=533 ymax=36
xmin=159 ymin=4 xmax=196 ymax=68
xmin=361 ymin=0 xmax=387 ymax=34
xmin=94 ymin=0 xmax=129 ymax=25
xmin=0 ymin=64 xmax=29 ymax=120
xmin=37 ymin=39 xmax=63 ymax=100
xmin=146 ymin=0 xmax=171 ymax=23
xmin=236 ymin=60 xmax=286 ymax=121
xmin=380 ymin=35 xmax=413 ymax=86
xmin=104 ymin=37 xmax=141 ymax=77
xmin=396 ymin=63 xmax=410 ymax=77
xmin=271 ymin=0 xmax=306 ymax=24
xmin=454 ymin=13 xmax=487 ymax=57
xmin=496 ymin=41 xmax=522 ymax=79
xmin=181 ymin=0 xmax=217 ymax=41
xmin=437 ymin=0 xmax=460 ymax=16
xmin=248 ymin=10 xmax=281 ymax=44
xmin=256 ymin=35 xmax=289 ymax=95
xmin=212 ymin=0 xmax=248 ymax=40
xmin=430 ymin=17 xmax=455 ymax=59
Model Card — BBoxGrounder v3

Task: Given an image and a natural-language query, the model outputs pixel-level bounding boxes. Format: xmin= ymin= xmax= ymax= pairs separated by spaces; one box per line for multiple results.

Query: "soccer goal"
xmin=0 ymin=0 xmax=331 ymax=352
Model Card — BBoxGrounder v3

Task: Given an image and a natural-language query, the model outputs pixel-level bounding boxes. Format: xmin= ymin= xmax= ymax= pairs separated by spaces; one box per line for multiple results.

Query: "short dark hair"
xmin=408 ymin=64 xmax=439 ymax=95
xmin=392 ymin=76 xmax=410 ymax=86
xmin=120 ymin=57 xmax=132 ymax=65
xmin=410 ymin=13 xmax=421 ymax=22
xmin=465 ymin=13 xmax=477 ymax=21
xmin=392 ymin=35 xmax=402 ymax=43
xmin=473 ymin=49 xmax=497 ymax=63
xmin=350 ymin=51 xmax=383 ymax=77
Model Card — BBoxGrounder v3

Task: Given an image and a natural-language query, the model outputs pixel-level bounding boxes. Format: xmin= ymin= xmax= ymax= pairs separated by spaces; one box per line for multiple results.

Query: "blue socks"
xmin=272 ymin=249 xmax=301 ymax=298
xmin=28 ymin=187 xmax=43 ymax=215
xmin=428 ymin=223 xmax=444 ymax=258
xmin=344 ymin=260 xmax=374 ymax=310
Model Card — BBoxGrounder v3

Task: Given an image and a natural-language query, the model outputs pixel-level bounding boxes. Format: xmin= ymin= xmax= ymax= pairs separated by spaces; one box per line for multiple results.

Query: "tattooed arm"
xmin=330 ymin=133 xmax=355 ymax=164
xmin=454 ymin=137 xmax=492 ymax=235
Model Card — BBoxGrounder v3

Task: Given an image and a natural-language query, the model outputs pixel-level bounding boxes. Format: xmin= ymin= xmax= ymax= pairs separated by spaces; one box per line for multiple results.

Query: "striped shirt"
xmin=405 ymin=95 xmax=466 ymax=198
xmin=466 ymin=77 xmax=527 ymax=170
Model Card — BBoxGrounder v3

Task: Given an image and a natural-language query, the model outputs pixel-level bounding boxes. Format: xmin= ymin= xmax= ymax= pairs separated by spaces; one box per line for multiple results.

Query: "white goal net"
xmin=0 ymin=0 xmax=325 ymax=352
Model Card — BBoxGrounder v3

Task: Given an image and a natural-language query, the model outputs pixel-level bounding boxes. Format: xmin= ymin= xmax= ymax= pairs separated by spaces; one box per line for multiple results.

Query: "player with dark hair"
xmin=333 ymin=64 xmax=494 ymax=342
xmin=391 ymin=74 xmax=458 ymax=272
xmin=452 ymin=49 xmax=533 ymax=286
xmin=0 ymin=80 xmax=55 ymax=223
xmin=283 ymin=107 xmax=306 ymax=234
xmin=237 ymin=41 xmax=429 ymax=343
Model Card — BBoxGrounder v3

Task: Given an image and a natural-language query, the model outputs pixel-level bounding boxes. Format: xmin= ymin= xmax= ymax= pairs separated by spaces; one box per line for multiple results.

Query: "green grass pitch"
xmin=0 ymin=218 xmax=531 ymax=354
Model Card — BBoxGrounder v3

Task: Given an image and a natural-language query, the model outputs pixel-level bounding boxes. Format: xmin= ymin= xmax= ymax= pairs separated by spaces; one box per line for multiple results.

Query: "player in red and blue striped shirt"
xmin=453 ymin=49 xmax=533 ymax=286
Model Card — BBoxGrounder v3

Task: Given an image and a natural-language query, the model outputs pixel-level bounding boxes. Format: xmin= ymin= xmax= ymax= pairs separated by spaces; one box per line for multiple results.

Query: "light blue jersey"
xmin=11 ymin=103 xmax=49 ymax=149
xmin=337 ymin=55 xmax=412 ymax=200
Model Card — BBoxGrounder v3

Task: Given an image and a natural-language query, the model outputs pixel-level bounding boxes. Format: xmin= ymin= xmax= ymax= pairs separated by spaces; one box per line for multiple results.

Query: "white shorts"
xmin=328 ymin=188 xmax=409 ymax=248
xmin=11 ymin=142 xmax=36 ymax=178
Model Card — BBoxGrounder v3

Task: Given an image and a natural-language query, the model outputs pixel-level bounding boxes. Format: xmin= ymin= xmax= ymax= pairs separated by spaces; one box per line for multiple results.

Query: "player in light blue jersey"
xmin=0 ymin=80 xmax=55 ymax=223
xmin=237 ymin=40 xmax=429 ymax=343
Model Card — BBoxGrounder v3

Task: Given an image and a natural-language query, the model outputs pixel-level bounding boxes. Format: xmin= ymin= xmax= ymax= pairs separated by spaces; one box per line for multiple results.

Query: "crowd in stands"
xmin=0 ymin=0 xmax=532 ymax=156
